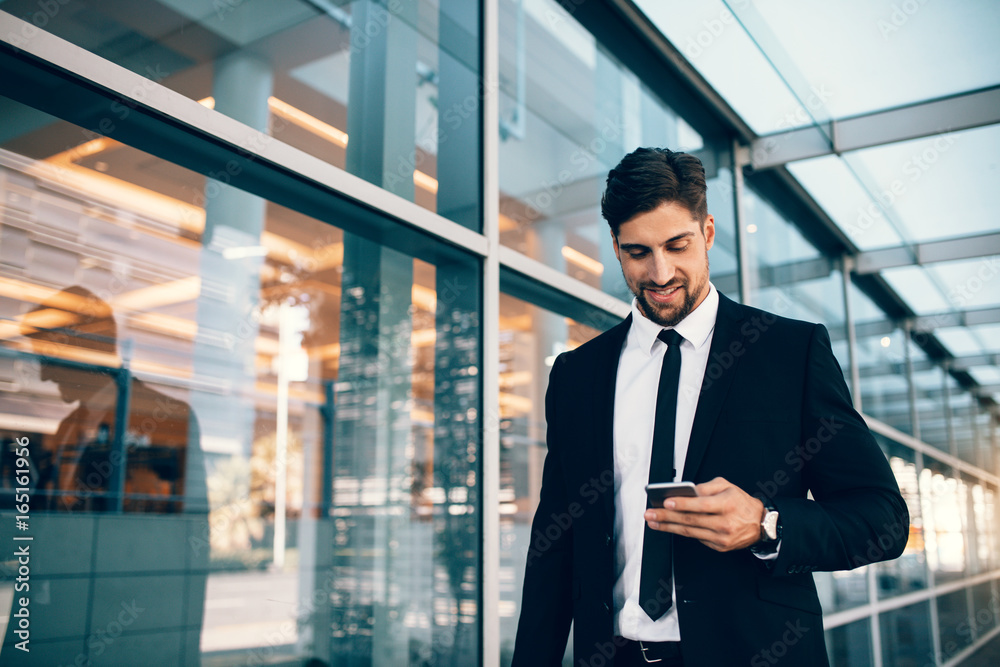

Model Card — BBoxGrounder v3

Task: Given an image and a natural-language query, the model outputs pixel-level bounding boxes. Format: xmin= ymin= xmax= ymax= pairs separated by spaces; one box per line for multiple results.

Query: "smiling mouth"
xmin=645 ymin=286 xmax=682 ymax=304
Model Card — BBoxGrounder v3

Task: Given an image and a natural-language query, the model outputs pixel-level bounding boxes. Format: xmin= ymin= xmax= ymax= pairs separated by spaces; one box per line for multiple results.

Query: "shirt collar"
xmin=628 ymin=282 xmax=719 ymax=356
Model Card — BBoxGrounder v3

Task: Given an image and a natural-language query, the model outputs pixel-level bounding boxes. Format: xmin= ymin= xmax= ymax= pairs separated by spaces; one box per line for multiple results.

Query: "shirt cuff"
xmin=751 ymin=539 xmax=781 ymax=560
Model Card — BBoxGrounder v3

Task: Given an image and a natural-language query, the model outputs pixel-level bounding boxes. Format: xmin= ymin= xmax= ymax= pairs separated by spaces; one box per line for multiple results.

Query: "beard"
xmin=634 ymin=282 xmax=700 ymax=328
xmin=627 ymin=255 xmax=710 ymax=328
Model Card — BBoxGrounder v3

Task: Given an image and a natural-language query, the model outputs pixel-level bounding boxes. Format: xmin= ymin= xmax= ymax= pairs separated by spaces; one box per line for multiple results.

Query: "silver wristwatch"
xmin=760 ymin=504 xmax=780 ymax=542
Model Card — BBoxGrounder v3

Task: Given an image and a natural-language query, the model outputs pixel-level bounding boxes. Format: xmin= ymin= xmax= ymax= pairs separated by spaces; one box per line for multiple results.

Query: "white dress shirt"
xmin=612 ymin=283 xmax=719 ymax=641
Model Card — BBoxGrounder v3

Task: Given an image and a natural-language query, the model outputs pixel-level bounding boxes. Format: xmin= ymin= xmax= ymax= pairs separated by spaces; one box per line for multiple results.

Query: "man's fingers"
xmin=647 ymin=520 xmax=739 ymax=552
xmin=646 ymin=510 xmax=725 ymax=532
xmin=653 ymin=489 xmax=734 ymax=514
xmin=694 ymin=476 xmax=732 ymax=496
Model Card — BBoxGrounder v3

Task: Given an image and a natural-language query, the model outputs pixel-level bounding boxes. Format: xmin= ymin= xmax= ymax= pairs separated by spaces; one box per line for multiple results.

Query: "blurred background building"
xmin=0 ymin=1 xmax=997 ymax=665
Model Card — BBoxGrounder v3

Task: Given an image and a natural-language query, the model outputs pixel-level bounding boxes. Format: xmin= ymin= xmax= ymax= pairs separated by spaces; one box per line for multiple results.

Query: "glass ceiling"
xmin=635 ymin=0 xmax=1000 ymax=133
xmin=633 ymin=0 xmax=1000 ymax=417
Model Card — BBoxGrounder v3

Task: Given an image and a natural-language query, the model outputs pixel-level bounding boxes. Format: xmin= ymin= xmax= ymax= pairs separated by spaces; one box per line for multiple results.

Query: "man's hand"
xmin=644 ymin=477 xmax=765 ymax=552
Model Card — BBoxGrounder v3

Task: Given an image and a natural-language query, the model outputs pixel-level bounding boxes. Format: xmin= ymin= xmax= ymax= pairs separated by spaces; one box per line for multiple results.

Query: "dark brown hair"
xmin=601 ymin=147 xmax=708 ymax=235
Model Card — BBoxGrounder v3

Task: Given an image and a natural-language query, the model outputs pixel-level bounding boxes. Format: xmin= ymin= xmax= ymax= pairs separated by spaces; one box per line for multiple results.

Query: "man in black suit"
xmin=512 ymin=148 xmax=908 ymax=666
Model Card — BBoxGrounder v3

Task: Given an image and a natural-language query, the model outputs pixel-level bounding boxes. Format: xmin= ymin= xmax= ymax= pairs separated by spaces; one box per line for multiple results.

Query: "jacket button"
xmin=603 ymin=602 xmax=611 ymax=614
xmin=605 ymin=534 xmax=612 ymax=546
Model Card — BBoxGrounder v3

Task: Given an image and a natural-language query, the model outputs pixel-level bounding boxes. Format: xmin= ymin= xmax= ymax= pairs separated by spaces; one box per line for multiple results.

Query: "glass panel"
xmin=856 ymin=324 xmax=911 ymax=435
xmin=498 ymin=292 xmax=602 ymax=667
xmin=0 ymin=0 xmax=483 ymax=229
xmin=633 ymin=0 xmax=810 ymax=134
xmin=791 ymin=126 xmax=1000 ymax=253
xmin=787 ymin=155 xmax=904 ymax=251
xmin=875 ymin=437 xmax=927 ymax=599
xmin=919 ymin=461 xmax=968 ymax=584
xmin=497 ymin=0 xmax=706 ymax=294
xmin=879 ymin=600 xmax=934 ymax=667
xmin=881 ymin=266 xmax=952 ymax=315
xmin=911 ymin=366 xmax=950 ymax=454
xmin=825 ymin=619 xmax=873 ymax=667
xmin=969 ymin=479 xmax=994 ymax=574
xmin=927 ymin=255 xmax=1000 ymax=311
xmin=972 ymin=582 xmax=998 ymax=638
xmin=935 ymin=326 xmax=988 ymax=357
xmin=814 ymin=568 xmax=869 ymax=615
xmin=742 ymin=187 xmax=822 ymax=269
xmin=0 ymin=103 xmax=481 ymax=665
xmin=743 ymin=187 xmax=853 ymax=369
xmin=744 ymin=2 xmax=1000 ymax=118
xmin=706 ymin=167 xmax=739 ymax=301
xmin=844 ymin=125 xmax=1000 ymax=245
xmin=937 ymin=590 xmax=973 ymax=662
xmin=638 ymin=0 xmax=1000 ymax=124
xmin=953 ymin=405 xmax=984 ymax=467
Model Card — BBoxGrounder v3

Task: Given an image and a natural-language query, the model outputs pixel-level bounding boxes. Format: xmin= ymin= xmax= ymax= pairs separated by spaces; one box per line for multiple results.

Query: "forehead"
xmin=616 ymin=202 xmax=702 ymax=243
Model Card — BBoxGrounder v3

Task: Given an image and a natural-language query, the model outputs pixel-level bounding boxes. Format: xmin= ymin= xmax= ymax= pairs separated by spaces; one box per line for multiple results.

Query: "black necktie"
xmin=639 ymin=328 xmax=684 ymax=620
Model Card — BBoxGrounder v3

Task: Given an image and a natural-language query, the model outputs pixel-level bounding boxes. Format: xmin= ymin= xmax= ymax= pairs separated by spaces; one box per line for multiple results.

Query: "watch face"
xmin=762 ymin=511 xmax=779 ymax=541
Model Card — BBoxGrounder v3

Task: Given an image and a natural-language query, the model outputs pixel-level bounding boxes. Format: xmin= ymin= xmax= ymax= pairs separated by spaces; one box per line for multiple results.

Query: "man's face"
xmin=612 ymin=201 xmax=715 ymax=328
xmin=31 ymin=334 xmax=106 ymax=404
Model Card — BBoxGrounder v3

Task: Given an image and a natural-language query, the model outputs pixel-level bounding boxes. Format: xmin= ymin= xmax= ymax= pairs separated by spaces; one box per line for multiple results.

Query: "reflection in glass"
xmin=0 ymin=286 xmax=208 ymax=666
xmin=497 ymin=293 xmax=601 ymax=666
xmin=0 ymin=0 xmax=483 ymax=229
xmin=0 ymin=101 xmax=481 ymax=665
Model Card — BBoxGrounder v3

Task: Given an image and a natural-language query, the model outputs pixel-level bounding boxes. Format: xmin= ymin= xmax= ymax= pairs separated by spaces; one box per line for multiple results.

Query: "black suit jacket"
xmin=512 ymin=292 xmax=908 ymax=666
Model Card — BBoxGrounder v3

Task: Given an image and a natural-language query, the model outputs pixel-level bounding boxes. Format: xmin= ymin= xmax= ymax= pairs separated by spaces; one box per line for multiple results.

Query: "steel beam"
xmin=750 ymin=86 xmax=1000 ymax=169
xmin=859 ymin=354 xmax=1000 ymax=379
xmin=855 ymin=233 xmax=1000 ymax=274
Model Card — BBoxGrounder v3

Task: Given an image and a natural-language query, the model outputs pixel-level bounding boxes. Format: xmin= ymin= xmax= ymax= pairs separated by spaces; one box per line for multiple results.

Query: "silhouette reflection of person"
xmin=1 ymin=286 xmax=208 ymax=664
xmin=22 ymin=285 xmax=205 ymax=513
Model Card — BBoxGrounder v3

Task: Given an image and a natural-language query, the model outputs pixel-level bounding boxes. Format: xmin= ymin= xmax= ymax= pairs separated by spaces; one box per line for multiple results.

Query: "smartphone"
xmin=645 ymin=481 xmax=698 ymax=507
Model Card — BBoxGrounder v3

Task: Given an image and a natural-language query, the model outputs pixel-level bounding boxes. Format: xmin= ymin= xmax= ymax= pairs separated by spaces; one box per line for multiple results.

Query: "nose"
xmin=648 ymin=251 xmax=676 ymax=286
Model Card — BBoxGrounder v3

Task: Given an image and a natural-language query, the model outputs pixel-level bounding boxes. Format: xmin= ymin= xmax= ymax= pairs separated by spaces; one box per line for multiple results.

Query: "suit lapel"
xmin=681 ymin=293 xmax=747 ymax=482
xmin=592 ymin=314 xmax=632 ymax=523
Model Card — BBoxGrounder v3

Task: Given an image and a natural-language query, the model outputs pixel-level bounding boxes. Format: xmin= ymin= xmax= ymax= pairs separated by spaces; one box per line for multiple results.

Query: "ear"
xmin=703 ymin=215 xmax=715 ymax=252
xmin=611 ymin=228 xmax=621 ymax=262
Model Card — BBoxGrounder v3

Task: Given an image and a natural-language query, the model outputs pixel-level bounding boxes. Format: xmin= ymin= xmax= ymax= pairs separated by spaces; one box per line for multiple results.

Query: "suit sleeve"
xmin=511 ymin=354 xmax=574 ymax=666
xmin=768 ymin=324 xmax=909 ymax=576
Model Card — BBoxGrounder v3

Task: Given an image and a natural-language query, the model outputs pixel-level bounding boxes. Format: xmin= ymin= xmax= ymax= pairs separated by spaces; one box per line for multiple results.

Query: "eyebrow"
xmin=618 ymin=232 xmax=695 ymax=251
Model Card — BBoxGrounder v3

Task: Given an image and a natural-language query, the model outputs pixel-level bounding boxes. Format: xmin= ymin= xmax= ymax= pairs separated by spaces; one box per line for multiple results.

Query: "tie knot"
xmin=658 ymin=329 xmax=683 ymax=348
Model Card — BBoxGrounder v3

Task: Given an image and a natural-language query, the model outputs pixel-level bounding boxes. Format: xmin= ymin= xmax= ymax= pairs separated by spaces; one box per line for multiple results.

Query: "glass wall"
xmin=496 ymin=293 xmax=600 ymax=666
xmin=0 ymin=0 xmax=483 ymax=230
xmin=0 ymin=103 xmax=481 ymax=665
